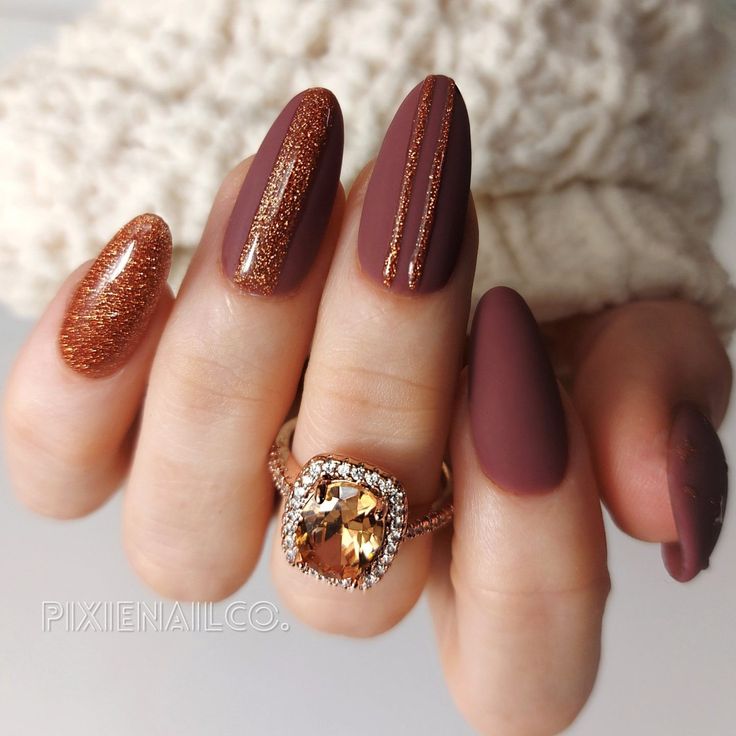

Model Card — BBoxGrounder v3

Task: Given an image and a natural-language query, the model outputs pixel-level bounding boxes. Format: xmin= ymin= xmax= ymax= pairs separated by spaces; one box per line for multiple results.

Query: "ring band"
xmin=269 ymin=418 xmax=453 ymax=590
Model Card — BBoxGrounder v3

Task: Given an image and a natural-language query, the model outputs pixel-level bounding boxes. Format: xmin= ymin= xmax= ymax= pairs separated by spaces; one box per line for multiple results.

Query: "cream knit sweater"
xmin=0 ymin=0 xmax=734 ymax=333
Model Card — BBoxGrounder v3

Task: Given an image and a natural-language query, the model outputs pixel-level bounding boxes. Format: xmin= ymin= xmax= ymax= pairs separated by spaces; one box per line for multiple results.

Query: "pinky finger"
xmin=3 ymin=214 xmax=173 ymax=518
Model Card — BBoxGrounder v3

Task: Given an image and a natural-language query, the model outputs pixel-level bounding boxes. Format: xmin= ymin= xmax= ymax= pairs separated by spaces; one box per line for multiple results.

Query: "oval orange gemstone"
xmin=295 ymin=480 xmax=387 ymax=582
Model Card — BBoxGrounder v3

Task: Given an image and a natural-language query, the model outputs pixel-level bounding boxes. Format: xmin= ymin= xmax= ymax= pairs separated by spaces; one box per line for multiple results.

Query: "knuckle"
xmin=4 ymin=389 xmax=115 ymax=475
xmin=307 ymin=356 xmax=444 ymax=438
xmin=158 ymin=337 xmax=276 ymax=424
xmin=445 ymin=571 xmax=607 ymax=736
xmin=494 ymin=574 xmax=611 ymax=604
xmin=129 ymin=550 xmax=245 ymax=602
xmin=451 ymin=556 xmax=612 ymax=606
xmin=125 ymin=516 xmax=254 ymax=602
xmin=3 ymin=388 xmax=124 ymax=518
xmin=123 ymin=470 xmax=271 ymax=602
xmin=602 ymin=300 xmax=733 ymax=411
xmin=13 ymin=481 xmax=110 ymax=520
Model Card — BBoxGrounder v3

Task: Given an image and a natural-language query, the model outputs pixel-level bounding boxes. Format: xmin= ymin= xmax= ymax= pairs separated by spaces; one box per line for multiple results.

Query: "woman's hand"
xmin=3 ymin=78 xmax=730 ymax=735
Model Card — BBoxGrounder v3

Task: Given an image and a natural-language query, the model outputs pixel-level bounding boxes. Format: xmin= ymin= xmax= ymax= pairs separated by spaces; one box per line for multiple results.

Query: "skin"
xmin=2 ymin=157 xmax=731 ymax=736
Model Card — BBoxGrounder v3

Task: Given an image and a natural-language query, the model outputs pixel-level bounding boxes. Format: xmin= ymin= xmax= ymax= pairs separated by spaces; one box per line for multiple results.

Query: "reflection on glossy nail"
xmin=59 ymin=214 xmax=172 ymax=377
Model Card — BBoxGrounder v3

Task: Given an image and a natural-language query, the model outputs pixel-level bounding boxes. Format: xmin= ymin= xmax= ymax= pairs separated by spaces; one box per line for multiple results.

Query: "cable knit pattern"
xmin=0 ymin=0 xmax=734 ymax=334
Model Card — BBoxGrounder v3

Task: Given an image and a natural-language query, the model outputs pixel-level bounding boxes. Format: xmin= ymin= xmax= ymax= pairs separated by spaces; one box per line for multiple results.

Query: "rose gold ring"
xmin=269 ymin=418 xmax=453 ymax=590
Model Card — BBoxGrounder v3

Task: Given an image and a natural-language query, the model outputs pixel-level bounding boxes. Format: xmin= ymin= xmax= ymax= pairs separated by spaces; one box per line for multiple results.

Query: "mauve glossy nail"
xmin=358 ymin=74 xmax=471 ymax=293
xmin=59 ymin=213 xmax=172 ymax=378
xmin=222 ymin=87 xmax=343 ymax=296
xmin=663 ymin=403 xmax=728 ymax=582
xmin=469 ymin=287 xmax=568 ymax=494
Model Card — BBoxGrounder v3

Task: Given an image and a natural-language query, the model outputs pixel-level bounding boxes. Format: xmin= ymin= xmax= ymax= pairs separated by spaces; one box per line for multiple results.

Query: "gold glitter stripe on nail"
xmin=382 ymin=76 xmax=436 ymax=288
xmin=408 ymin=79 xmax=456 ymax=290
xmin=234 ymin=88 xmax=335 ymax=296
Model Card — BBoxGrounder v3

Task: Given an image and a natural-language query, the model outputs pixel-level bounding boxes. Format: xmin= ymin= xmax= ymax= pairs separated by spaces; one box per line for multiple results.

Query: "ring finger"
xmin=271 ymin=75 xmax=475 ymax=636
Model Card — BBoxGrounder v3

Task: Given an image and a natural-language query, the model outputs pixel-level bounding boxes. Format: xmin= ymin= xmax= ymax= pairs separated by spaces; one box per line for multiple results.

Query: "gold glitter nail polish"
xmin=58 ymin=214 xmax=172 ymax=377
xmin=407 ymin=79 xmax=456 ymax=290
xmin=382 ymin=76 xmax=457 ymax=290
xmin=382 ymin=76 xmax=435 ymax=288
xmin=221 ymin=87 xmax=344 ymax=296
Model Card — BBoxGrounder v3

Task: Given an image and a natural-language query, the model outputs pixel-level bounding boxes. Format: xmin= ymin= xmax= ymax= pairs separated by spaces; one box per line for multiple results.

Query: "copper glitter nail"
xmin=221 ymin=88 xmax=344 ymax=296
xmin=58 ymin=214 xmax=172 ymax=377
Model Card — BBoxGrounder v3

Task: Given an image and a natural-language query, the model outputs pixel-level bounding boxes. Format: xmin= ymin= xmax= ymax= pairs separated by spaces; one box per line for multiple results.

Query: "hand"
xmin=3 ymin=79 xmax=730 ymax=735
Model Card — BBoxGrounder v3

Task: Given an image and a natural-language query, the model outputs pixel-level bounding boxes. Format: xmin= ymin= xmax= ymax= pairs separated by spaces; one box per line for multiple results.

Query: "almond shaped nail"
xmin=358 ymin=74 xmax=471 ymax=293
xmin=222 ymin=87 xmax=343 ymax=296
xmin=663 ymin=403 xmax=728 ymax=582
xmin=469 ymin=287 xmax=569 ymax=494
xmin=59 ymin=214 xmax=172 ymax=377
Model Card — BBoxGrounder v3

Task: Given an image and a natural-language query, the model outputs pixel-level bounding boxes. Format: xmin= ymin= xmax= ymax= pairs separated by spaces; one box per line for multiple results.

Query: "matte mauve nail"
xmin=59 ymin=213 xmax=172 ymax=377
xmin=663 ymin=403 xmax=728 ymax=582
xmin=222 ymin=87 xmax=343 ymax=296
xmin=358 ymin=74 xmax=471 ymax=293
xmin=469 ymin=287 xmax=568 ymax=494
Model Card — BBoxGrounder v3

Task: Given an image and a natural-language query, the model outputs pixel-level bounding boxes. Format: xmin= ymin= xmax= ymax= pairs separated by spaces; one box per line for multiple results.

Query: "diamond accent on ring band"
xmin=270 ymin=418 xmax=454 ymax=591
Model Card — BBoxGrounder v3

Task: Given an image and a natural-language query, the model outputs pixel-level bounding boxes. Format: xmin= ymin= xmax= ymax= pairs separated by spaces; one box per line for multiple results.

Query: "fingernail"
xmin=222 ymin=87 xmax=343 ymax=296
xmin=469 ymin=287 xmax=569 ymax=494
xmin=358 ymin=74 xmax=471 ymax=293
xmin=59 ymin=213 xmax=172 ymax=377
xmin=663 ymin=403 xmax=728 ymax=582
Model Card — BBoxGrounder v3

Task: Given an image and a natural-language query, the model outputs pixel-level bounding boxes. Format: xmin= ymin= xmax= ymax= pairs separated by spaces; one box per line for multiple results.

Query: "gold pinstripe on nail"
xmin=408 ymin=79 xmax=456 ymax=290
xmin=382 ymin=76 xmax=436 ymax=287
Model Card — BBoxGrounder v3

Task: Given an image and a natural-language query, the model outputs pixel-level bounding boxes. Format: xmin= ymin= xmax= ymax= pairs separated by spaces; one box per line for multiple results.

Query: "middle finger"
xmin=271 ymin=75 xmax=474 ymax=635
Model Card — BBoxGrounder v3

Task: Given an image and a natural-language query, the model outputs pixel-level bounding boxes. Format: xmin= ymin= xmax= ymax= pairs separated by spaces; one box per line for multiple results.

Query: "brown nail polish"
xmin=663 ymin=403 xmax=728 ymax=582
xmin=59 ymin=214 xmax=172 ymax=377
xmin=222 ymin=88 xmax=343 ymax=296
xmin=358 ymin=74 xmax=471 ymax=293
xmin=469 ymin=287 xmax=569 ymax=494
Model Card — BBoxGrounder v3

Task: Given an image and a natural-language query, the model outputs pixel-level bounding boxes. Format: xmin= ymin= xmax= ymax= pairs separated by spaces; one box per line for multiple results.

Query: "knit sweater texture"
xmin=0 ymin=0 xmax=734 ymax=333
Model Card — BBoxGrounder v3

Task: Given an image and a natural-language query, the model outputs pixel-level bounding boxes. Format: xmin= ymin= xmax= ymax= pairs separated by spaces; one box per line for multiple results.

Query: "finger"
xmin=123 ymin=88 xmax=344 ymax=601
xmin=271 ymin=75 xmax=474 ymax=636
xmin=430 ymin=288 xmax=609 ymax=736
xmin=3 ymin=215 xmax=173 ymax=518
xmin=558 ymin=300 xmax=730 ymax=581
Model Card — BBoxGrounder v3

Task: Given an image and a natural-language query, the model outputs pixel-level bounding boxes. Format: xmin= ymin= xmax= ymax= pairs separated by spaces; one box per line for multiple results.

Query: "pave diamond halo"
xmin=269 ymin=419 xmax=453 ymax=591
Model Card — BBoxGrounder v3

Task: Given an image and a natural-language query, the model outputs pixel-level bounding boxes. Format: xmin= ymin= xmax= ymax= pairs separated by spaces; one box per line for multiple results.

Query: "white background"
xmin=0 ymin=3 xmax=735 ymax=734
